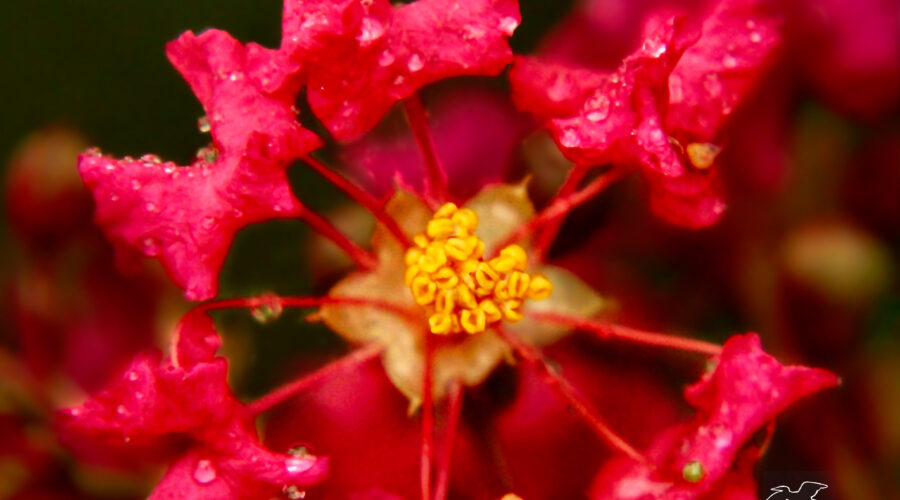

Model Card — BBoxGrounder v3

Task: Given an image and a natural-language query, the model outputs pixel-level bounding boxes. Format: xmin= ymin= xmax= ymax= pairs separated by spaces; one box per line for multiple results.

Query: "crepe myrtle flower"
xmin=63 ymin=0 xmax=838 ymax=498
xmin=510 ymin=0 xmax=783 ymax=229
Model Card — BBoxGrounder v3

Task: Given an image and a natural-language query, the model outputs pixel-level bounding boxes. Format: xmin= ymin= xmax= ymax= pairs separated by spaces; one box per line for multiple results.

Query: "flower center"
xmin=404 ymin=202 xmax=552 ymax=335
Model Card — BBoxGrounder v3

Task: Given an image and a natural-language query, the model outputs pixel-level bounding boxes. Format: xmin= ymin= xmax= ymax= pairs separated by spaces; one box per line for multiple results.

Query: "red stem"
xmin=433 ymin=379 xmax=463 ymax=500
xmin=247 ymin=344 xmax=382 ymax=415
xmin=496 ymin=167 xmax=625 ymax=253
xmin=404 ymin=95 xmax=450 ymax=205
xmin=421 ymin=330 xmax=435 ymax=500
xmin=529 ymin=312 xmax=722 ymax=356
xmin=302 ymin=155 xmax=412 ymax=248
xmin=532 ymin=165 xmax=588 ymax=261
xmin=195 ymin=294 xmax=421 ymax=325
xmin=496 ymin=327 xmax=646 ymax=463
xmin=298 ymin=208 xmax=377 ymax=270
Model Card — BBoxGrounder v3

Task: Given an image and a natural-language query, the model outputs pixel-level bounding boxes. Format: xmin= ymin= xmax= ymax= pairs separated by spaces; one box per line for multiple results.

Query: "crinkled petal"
xmin=590 ymin=333 xmax=838 ymax=499
xmin=512 ymin=15 xmax=699 ymax=174
xmin=79 ymin=29 xmax=321 ymax=301
xmin=282 ymin=0 xmax=520 ymax=139
xmin=665 ymin=0 xmax=783 ymax=140
xmin=509 ymin=56 xmax=609 ymax=118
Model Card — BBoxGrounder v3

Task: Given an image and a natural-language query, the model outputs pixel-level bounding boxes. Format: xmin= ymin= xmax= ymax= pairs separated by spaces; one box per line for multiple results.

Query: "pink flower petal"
xmin=590 ymin=333 xmax=838 ymax=499
xmin=78 ymin=30 xmax=321 ymax=300
xmin=279 ymin=0 xmax=520 ymax=140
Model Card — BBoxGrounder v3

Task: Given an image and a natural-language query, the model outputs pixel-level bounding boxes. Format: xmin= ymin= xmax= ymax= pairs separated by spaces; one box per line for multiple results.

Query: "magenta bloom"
xmin=510 ymin=0 xmax=783 ymax=228
xmin=57 ymin=311 xmax=328 ymax=499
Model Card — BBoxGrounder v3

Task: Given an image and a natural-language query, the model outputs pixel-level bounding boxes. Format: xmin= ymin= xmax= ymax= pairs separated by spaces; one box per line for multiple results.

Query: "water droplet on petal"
xmin=144 ymin=202 xmax=158 ymax=213
xmin=104 ymin=163 xmax=116 ymax=172
xmin=197 ymin=116 xmax=211 ymax=133
xmin=749 ymin=32 xmax=762 ymax=43
xmin=131 ymin=179 xmax=141 ymax=190
xmin=559 ymin=128 xmax=580 ymax=148
xmin=116 ymin=405 xmax=128 ymax=416
xmin=585 ymin=94 xmax=610 ymax=122
xmin=498 ymin=16 xmax=519 ymax=36
xmin=407 ymin=54 xmax=424 ymax=72
xmin=378 ymin=49 xmax=395 ymax=67
xmin=127 ymin=371 xmax=139 ymax=381
xmin=140 ymin=154 xmax=161 ymax=163
xmin=201 ymin=216 xmax=216 ymax=230
xmin=642 ymin=38 xmax=667 ymax=57
xmin=669 ymin=74 xmax=684 ymax=103
xmin=193 ymin=459 xmax=218 ymax=484
xmin=141 ymin=237 xmax=161 ymax=256
xmin=462 ymin=24 xmax=486 ymax=40
xmin=285 ymin=457 xmax=314 ymax=474
xmin=357 ymin=16 xmax=385 ymax=44
xmin=722 ymin=54 xmax=737 ymax=69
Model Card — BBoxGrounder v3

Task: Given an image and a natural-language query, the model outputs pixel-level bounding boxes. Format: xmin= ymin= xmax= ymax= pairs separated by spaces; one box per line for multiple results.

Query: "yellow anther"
xmin=489 ymin=255 xmax=518 ymax=274
xmin=475 ymin=262 xmax=499 ymax=291
xmin=404 ymin=265 xmax=421 ymax=286
xmin=418 ymin=245 xmax=447 ymax=273
xmin=499 ymin=245 xmax=528 ymax=271
xmin=494 ymin=280 xmax=510 ymax=301
xmin=414 ymin=234 xmax=429 ymax=249
xmin=469 ymin=237 xmax=485 ymax=260
xmin=445 ymin=237 xmax=474 ymax=261
xmin=411 ymin=276 xmax=437 ymax=305
xmin=405 ymin=247 xmax=423 ymax=267
xmin=460 ymin=308 xmax=487 ymax=334
xmin=429 ymin=312 xmax=453 ymax=335
xmin=451 ymin=208 xmax=479 ymax=234
xmin=507 ymin=271 xmax=530 ymax=299
xmin=432 ymin=267 xmax=459 ymax=290
xmin=427 ymin=218 xmax=456 ymax=240
xmin=527 ymin=274 xmax=553 ymax=300
xmin=456 ymin=284 xmax=478 ymax=309
xmin=433 ymin=202 xmax=458 ymax=219
xmin=435 ymin=289 xmax=455 ymax=313
xmin=404 ymin=203 xmax=552 ymax=335
xmin=479 ymin=299 xmax=502 ymax=323
xmin=500 ymin=300 xmax=523 ymax=322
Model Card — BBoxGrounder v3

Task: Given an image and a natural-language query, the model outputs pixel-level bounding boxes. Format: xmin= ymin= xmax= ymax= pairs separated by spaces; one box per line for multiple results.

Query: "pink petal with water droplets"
xmin=79 ymin=30 xmax=321 ymax=301
xmin=590 ymin=333 xmax=838 ymax=499
xmin=279 ymin=0 xmax=520 ymax=140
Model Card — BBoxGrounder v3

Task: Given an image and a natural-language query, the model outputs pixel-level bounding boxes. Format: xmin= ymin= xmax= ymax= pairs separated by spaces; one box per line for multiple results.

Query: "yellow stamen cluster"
xmin=404 ymin=203 xmax=552 ymax=335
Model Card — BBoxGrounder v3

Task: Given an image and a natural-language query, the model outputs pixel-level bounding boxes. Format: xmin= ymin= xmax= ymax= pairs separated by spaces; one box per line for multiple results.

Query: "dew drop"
xmin=393 ymin=75 xmax=405 ymax=87
xmin=228 ymin=72 xmax=241 ymax=82
xmin=357 ymin=17 xmax=386 ymax=44
xmin=559 ymin=128 xmax=580 ymax=148
xmin=547 ymin=74 xmax=569 ymax=103
xmin=462 ymin=24 xmax=486 ymax=40
xmin=285 ymin=457 xmax=314 ymax=474
xmin=197 ymin=116 xmax=211 ymax=133
xmin=714 ymin=429 xmax=733 ymax=449
xmin=193 ymin=459 xmax=218 ymax=484
xmin=498 ymin=16 xmax=519 ymax=36
xmin=140 ymin=154 xmax=161 ymax=164
xmin=141 ymin=237 xmax=162 ymax=256
xmin=378 ymin=49 xmax=395 ymax=67
xmin=131 ymin=179 xmax=141 ymax=190
xmin=232 ymin=209 xmax=244 ymax=218
xmin=109 ymin=194 xmax=119 ymax=202
xmin=669 ymin=74 xmax=684 ymax=103
xmin=116 ymin=405 xmax=128 ymax=416
xmin=749 ymin=32 xmax=762 ymax=43
xmin=201 ymin=216 xmax=216 ymax=230
xmin=85 ymin=147 xmax=102 ymax=157
xmin=127 ymin=371 xmax=139 ymax=381
xmin=585 ymin=94 xmax=610 ymax=122
xmin=722 ymin=54 xmax=737 ymax=69
xmin=642 ymin=38 xmax=667 ymax=57
xmin=144 ymin=202 xmax=158 ymax=213
xmin=104 ymin=163 xmax=116 ymax=172
xmin=407 ymin=54 xmax=424 ymax=72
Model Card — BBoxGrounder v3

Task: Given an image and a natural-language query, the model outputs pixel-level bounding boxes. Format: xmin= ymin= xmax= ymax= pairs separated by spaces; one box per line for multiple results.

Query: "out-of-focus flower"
xmin=57 ymin=311 xmax=328 ymax=499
